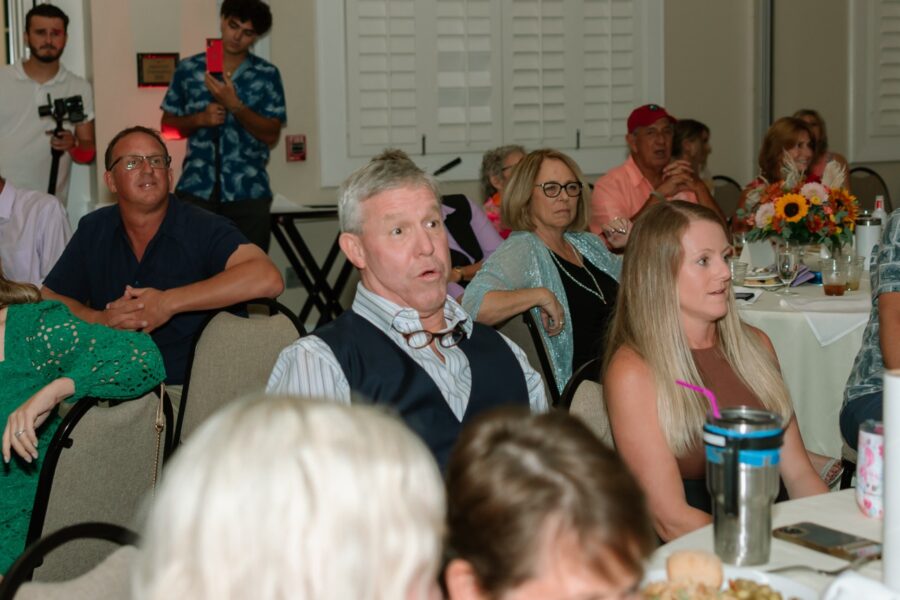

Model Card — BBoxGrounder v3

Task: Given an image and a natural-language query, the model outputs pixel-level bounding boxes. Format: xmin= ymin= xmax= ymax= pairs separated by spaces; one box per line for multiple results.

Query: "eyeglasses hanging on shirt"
xmin=394 ymin=321 xmax=467 ymax=350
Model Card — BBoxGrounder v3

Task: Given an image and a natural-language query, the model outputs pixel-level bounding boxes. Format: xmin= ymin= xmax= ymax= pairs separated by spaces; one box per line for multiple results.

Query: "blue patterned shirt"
xmin=161 ymin=52 xmax=286 ymax=202
xmin=844 ymin=209 xmax=900 ymax=404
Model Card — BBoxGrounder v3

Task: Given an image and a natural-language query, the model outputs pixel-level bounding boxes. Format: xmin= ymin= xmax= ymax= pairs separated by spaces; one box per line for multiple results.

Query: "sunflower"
xmin=774 ymin=193 xmax=809 ymax=223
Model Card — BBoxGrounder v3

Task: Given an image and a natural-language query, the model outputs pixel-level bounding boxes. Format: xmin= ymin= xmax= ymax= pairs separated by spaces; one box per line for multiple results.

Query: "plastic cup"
xmin=856 ymin=420 xmax=884 ymax=518
xmin=822 ymin=259 xmax=847 ymax=296
xmin=846 ymin=256 xmax=865 ymax=291
xmin=729 ymin=259 xmax=749 ymax=286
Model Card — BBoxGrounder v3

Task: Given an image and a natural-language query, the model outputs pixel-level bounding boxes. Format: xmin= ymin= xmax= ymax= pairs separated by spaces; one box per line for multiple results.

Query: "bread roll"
xmin=665 ymin=550 xmax=723 ymax=588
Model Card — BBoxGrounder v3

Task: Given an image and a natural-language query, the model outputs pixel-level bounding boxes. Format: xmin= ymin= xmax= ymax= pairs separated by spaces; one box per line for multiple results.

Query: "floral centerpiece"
xmin=739 ymin=160 xmax=859 ymax=252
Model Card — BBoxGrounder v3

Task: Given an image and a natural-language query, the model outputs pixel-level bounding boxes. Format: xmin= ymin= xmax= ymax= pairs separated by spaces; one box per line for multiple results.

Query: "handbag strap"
xmin=151 ymin=383 xmax=166 ymax=492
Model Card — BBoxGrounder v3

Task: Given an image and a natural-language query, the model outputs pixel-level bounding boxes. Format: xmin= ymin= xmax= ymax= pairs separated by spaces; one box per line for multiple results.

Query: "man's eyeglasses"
xmin=108 ymin=154 xmax=171 ymax=172
xmin=398 ymin=322 xmax=467 ymax=350
xmin=535 ymin=181 xmax=583 ymax=199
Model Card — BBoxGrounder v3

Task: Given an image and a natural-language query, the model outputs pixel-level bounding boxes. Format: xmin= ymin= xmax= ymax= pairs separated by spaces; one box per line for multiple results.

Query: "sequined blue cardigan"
xmin=462 ymin=231 xmax=622 ymax=393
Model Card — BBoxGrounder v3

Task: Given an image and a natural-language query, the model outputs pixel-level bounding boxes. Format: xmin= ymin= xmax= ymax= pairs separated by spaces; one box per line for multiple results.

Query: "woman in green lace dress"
xmin=0 ymin=266 xmax=165 ymax=573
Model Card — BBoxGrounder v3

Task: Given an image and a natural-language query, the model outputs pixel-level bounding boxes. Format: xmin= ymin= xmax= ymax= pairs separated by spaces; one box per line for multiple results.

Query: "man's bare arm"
xmin=880 ymin=292 xmax=900 ymax=369
xmin=128 ymin=244 xmax=285 ymax=332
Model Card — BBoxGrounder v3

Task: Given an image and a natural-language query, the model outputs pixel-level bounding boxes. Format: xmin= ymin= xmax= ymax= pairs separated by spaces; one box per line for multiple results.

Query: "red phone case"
xmin=206 ymin=38 xmax=223 ymax=74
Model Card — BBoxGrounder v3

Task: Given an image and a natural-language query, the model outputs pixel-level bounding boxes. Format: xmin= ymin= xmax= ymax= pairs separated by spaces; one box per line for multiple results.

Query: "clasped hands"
xmin=202 ymin=72 xmax=244 ymax=127
xmin=100 ymin=285 xmax=172 ymax=333
xmin=656 ymin=159 xmax=702 ymax=198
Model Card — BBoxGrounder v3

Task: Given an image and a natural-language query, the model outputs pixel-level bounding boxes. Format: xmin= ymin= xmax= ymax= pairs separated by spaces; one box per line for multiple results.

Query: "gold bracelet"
xmin=453 ymin=266 xmax=464 ymax=282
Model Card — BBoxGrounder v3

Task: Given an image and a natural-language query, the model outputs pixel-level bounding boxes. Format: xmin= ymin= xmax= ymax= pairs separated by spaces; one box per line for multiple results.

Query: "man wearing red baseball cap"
xmin=590 ymin=104 xmax=723 ymax=247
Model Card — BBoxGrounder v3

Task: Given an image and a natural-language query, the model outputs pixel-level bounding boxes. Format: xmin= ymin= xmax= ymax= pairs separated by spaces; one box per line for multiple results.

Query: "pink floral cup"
xmin=856 ymin=420 xmax=884 ymax=519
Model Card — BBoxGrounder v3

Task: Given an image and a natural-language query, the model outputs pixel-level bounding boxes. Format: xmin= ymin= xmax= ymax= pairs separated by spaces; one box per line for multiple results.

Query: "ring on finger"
xmin=14 ymin=429 xmax=25 ymax=438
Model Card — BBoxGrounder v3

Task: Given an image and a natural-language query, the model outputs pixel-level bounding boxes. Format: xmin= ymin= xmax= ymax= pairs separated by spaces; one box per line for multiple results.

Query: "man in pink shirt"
xmin=590 ymin=104 xmax=723 ymax=247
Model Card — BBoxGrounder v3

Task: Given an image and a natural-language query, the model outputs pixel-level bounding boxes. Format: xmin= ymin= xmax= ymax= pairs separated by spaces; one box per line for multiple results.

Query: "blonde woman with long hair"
xmin=0 ymin=261 xmax=164 ymax=573
xmin=603 ymin=201 xmax=826 ymax=541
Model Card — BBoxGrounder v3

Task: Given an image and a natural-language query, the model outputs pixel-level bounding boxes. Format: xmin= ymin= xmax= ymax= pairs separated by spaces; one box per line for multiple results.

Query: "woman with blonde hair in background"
xmin=132 ymin=394 xmax=446 ymax=600
xmin=603 ymin=201 xmax=826 ymax=541
xmin=0 ymin=260 xmax=164 ymax=574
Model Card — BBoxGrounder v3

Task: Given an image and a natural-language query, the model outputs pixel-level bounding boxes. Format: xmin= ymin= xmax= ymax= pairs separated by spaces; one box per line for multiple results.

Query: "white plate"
xmin=643 ymin=567 xmax=818 ymax=600
xmin=745 ymin=271 xmax=778 ymax=281
xmin=742 ymin=279 xmax=785 ymax=290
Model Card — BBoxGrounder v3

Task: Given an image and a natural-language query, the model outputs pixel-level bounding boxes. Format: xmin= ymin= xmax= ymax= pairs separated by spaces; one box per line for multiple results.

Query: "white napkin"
xmin=822 ymin=571 xmax=899 ymax=600
xmin=779 ymin=294 xmax=871 ymax=346
xmin=740 ymin=240 xmax=775 ymax=269
xmin=733 ymin=286 xmax=763 ymax=304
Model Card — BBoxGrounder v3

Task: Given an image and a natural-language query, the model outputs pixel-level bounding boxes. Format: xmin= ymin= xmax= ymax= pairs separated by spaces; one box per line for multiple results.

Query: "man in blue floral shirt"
xmin=841 ymin=209 xmax=900 ymax=450
xmin=161 ymin=0 xmax=285 ymax=251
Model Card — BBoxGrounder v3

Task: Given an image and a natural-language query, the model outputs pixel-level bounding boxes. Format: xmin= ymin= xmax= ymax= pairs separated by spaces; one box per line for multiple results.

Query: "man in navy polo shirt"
xmin=42 ymin=126 xmax=284 ymax=397
xmin=267 ymin=149 xmax=546 ymax=470
xmin=160 ymin=0 xmax=285 ymax=251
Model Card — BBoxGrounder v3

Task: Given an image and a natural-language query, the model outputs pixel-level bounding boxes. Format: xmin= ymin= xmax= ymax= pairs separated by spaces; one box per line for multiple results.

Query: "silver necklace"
xmin=548 ymin=242 xmax=607 ymax=304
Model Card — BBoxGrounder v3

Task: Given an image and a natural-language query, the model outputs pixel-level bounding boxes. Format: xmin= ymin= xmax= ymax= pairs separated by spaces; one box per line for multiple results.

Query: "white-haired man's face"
xmin=339 ymin=185 xmax=450 ymax=328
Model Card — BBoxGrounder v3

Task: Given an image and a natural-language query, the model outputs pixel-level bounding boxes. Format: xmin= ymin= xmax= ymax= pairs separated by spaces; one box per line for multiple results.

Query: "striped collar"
xmin=351 ymin=282 xmax=473 ymax=338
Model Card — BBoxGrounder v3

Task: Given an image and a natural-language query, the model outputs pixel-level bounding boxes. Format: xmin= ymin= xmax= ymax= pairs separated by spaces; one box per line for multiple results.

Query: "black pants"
xmin=178 ymin=192 xmax=273 ymax=252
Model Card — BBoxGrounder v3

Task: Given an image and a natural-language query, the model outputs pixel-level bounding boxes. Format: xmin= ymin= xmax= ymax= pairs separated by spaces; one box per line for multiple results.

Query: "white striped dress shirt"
xmin=267 ymin=283 xmax=548 ymax=419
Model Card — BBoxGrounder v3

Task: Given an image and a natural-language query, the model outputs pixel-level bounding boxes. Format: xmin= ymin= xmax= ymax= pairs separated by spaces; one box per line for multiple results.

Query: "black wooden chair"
xmin=712 ymin=175 xmax=743 ymax=224
xmin=497 ymin=311 xmax=560 ymax=406
xmin=849 ymin=166 xmax=892 ymax=213
xmin=557 ymin=357 xmax=614 ymax=447
xmin=0 ymin=523 xmax=137 ymax=599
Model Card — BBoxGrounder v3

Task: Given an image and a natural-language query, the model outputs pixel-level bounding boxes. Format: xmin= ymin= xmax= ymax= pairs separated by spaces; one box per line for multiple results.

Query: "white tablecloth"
xmin=738 ymin=283 xmax=870 ymax=458
xmin=649 ymin=490 xmax=884 ymax=594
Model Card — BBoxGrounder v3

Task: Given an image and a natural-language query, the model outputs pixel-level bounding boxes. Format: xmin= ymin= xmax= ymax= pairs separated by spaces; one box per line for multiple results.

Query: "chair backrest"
xmin=0 ymin=523 xmax=137 ymax=600
xmin=712 ymin=175 xmax=743 ymax=223
xmin=175 ymin=300 xmax=304 ymax=445
xmin=25 ymin=394 xmax=165 ymax=582
xmin=849 ymin=166 xmax=893 ymax=213
xmin=497 ymin=311 xmax=560 ymax=406
xmin=559 ymin=357 xmax=614 ymax=448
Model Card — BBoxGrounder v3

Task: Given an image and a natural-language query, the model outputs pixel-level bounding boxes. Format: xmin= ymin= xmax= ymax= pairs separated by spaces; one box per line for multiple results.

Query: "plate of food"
xmin=642 ymin=550 xmax=817 ymax=600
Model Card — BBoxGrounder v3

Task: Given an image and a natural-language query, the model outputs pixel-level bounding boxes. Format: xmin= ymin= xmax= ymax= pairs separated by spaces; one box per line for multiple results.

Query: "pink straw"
xmin=676 ymin=380 xmax=722 ymax=419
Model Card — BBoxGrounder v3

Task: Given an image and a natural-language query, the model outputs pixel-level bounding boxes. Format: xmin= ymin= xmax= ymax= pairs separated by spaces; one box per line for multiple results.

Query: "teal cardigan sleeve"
xmin=463 ymin=231 xmax=621 ymax=394
xmin=20 ymin=301 xmax=166 ymax=402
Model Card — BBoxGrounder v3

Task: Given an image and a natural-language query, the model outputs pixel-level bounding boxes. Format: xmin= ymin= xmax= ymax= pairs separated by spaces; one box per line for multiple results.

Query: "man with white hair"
xmin=268 ymin=150 xmax=547 ymax=469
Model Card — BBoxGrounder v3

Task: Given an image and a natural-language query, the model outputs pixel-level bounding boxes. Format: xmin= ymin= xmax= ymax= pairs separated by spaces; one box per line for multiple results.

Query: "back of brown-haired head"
xmin=444 ymin=407 xmax=655 ymax=597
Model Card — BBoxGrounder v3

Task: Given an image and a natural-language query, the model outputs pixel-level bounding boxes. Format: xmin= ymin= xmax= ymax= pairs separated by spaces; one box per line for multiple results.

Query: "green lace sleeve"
xmin=21 ymin=301 xmax=166 ymax=402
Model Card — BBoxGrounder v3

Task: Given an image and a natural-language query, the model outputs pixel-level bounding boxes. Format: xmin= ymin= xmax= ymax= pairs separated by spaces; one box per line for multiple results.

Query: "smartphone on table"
xmin=773 ymin=522 xmax=881 ymax=561
xmin=206 ymin=38 xmax=223 ymax=75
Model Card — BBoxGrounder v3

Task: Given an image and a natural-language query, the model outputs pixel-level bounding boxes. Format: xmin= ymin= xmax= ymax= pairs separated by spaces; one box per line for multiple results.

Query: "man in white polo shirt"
xmin=0 ymin=4 xmax=95 ymax=206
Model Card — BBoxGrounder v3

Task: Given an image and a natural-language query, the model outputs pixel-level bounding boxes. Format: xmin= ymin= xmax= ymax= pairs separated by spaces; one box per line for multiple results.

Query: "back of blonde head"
xmin=0 ymin=259 xmax=40 ymax=307
xmin=604 ymin=202 xmax=792 ymax=455
xmin=132 ymin=394 xmax=445 ymax=600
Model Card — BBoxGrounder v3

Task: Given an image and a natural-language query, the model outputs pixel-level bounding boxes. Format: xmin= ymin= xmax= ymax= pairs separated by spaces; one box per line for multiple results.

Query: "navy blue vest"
xmin=315 ymin=310 xmax=529 ymax=469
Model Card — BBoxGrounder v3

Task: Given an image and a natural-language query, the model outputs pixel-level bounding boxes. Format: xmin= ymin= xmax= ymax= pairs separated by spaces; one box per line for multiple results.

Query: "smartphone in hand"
xmin=206 ymin=38 xmax=223 ymax=75
xmin=773 ymin=522 xmax=881 ymax=561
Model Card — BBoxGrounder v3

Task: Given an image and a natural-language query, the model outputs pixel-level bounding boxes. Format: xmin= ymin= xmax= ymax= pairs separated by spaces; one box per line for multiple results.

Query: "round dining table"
xmin=737 ymin=281 xmax=871 ymax=458
xmin=648 ymin=489 xmax=885 ymax=595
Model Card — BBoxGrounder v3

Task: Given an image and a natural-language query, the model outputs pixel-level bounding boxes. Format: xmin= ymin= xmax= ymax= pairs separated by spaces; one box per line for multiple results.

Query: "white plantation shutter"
xmin=318 ymin=0 xmax=663 ymax=185
xmin=849 ymin=0 xmax=900 ymax=160
xmin=428 ymin=0 xmax=503 ymax=152
xmin=346 ymin=0 xmax=420 ymax=154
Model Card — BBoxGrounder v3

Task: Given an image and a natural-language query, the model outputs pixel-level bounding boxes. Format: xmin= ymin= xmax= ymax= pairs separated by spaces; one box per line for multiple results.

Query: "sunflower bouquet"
xmin=739 ymin=160 xmax=858 ymax=249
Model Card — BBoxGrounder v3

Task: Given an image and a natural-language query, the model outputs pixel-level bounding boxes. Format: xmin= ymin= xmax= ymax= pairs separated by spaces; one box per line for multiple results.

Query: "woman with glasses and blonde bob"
xmin=443 ymin=407 xmax=655 ymax=599
xmin=132 ymin=394 xmax=446 ymax=600
xmin=463 ymin=149 xmax=621 ymax=394
xmin=603 ymin=201 xmax=827 ymax=542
